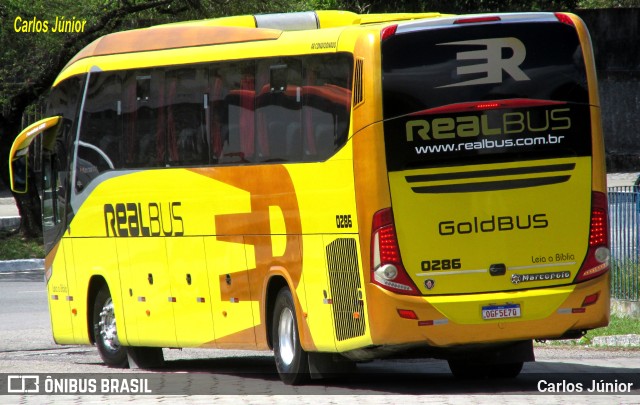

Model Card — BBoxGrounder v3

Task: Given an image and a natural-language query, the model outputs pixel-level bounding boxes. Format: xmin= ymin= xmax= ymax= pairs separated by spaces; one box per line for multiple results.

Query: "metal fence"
xmin=608 ymin=186 xmax=640 ymax=301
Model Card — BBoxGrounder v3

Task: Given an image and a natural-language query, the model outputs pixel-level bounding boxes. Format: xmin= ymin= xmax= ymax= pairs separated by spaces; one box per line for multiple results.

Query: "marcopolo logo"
xmin=437 ymin=37 xmax=530 ymax=88
xmin=511 ymin=271 xmax=571 ymax=284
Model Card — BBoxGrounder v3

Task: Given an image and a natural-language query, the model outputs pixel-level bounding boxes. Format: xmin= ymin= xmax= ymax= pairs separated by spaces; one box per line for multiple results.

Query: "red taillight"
xmin=589 ymin=197 xmax=608 ymax=247
xmin=454 ymin=16 xmax=501 ymax=25
xmin=371 ymin=208 xmax=420 ymax=295
xmin=381 ymin=24 xmax=398 ymax=41
xmin=575 ymin=192 xmax=610 ymax=283
xmin=409 ymin=99 xmax=566 ymax=116
xmin=555 ymin=12 xmax=575 ymax=27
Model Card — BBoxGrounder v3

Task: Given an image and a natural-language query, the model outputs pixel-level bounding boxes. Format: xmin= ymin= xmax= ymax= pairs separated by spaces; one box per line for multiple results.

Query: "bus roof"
xmin=62 ymin=10 xmax=448 ymax=73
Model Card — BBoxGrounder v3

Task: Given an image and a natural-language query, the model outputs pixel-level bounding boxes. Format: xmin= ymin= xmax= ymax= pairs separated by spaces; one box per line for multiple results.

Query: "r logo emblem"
xmin=437 ymin=37 xmax=530 ymax=88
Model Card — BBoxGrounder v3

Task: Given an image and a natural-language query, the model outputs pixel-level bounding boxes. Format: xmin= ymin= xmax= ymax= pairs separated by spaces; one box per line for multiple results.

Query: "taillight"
xmin=575 ymin=192 xmax=610 ymax=282
xmin=453 ymin=16 xmax=501 ymax=25
xmin=371 ymin=208 xmax=420 ymax=295
xmin=555 ymin=12 xmax=575 ymax=27
xmin=381 ymin=24 xmax=398 ymax=41
xmin=409 ymin=99 xmax=566 ymax=116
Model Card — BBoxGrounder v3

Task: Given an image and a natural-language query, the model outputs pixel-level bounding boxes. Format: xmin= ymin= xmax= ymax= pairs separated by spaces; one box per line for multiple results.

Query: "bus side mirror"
xmin=8 ymin=116 xmax=62 ymax=194
xmin=10 ymin=154 xmax=28 ymax=194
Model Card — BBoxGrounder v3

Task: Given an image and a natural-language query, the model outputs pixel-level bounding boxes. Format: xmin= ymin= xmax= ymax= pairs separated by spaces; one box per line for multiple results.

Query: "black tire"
xmin=93 ymin=285 xmax=128 ymax=368
xmin=448 ymin=360 xmax=523 ymax=379
xmin=272 ymin=287 xmax=309 ymax=385
xmin=487 ymin=361 xmax=523 ymax=379
xmin=127 ymin=346 xmax=164 ymax=369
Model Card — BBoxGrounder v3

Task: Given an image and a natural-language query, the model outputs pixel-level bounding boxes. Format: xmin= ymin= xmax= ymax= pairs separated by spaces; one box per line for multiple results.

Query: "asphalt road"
xmin=1 ymin=273 xmax=639 ymax=404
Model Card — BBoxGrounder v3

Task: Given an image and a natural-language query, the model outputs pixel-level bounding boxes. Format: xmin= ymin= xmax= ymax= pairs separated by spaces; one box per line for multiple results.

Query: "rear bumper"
xmin=365 ymin=272 xmax=610 ymax=348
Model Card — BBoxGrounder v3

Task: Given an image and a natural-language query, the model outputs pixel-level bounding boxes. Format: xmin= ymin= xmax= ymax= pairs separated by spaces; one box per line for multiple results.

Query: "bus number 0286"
xmin=336 ymin=214 xmax=353 ymax=229
xmin=421 ymin=259 xmax=461 ymax=271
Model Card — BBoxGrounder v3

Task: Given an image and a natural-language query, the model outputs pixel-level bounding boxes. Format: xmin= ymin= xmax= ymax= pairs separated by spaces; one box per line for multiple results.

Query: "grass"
xmin=585 ymin=314 xmax=640 ymax=339
xmin=0 ymin=231 xmax=45 ymax=260
xmin=537 ymin=314 xmax=640 ymax=347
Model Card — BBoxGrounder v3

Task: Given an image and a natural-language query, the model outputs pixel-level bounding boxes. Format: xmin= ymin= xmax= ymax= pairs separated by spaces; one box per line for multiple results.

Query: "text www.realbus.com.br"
xmin=415 ymin=134 xmax=565 ymax=155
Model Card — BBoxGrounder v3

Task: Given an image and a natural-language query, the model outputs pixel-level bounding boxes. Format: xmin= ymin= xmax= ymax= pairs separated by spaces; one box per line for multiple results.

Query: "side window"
xmin=77 ymin=72 xmax=121 ymax=192
xmin=122 ymin=70 xmax=161 ymax=168
xmin=302 ymin=54 xmax=352 ymax=161
xmin=69 ymin=53 xmax=354 ymax=180
xmin=220 ymin=61 xmax=255 ymax=164
xmin=255 ymin=58 xmax=303 ymax=162
xmin=165 ymin=67 xmax=208 ymax=166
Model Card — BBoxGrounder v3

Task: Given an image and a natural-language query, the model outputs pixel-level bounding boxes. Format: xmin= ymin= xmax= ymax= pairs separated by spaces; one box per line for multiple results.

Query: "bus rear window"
xmin=381 ymin=21 xmax=591 ymax=170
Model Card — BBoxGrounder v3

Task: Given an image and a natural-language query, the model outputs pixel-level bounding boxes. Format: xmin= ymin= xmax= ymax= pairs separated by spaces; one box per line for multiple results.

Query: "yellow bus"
xmin=10 ymin=10 xmax=609 ymax=384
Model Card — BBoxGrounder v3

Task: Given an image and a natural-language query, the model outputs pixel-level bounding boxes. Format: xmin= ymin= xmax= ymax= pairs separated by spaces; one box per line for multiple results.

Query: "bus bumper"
xmin=365 ymin=272 xmax=610 ymax=348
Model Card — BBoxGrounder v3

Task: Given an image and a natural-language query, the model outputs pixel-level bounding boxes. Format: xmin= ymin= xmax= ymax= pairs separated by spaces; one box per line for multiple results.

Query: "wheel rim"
xmin=278 ymin=307 xmax=295 ymax=366
xmin=98 ymin=297 xmax=120 ymax=353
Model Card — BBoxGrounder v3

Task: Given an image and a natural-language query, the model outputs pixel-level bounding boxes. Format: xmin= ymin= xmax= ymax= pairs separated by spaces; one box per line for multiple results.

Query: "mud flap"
xmin=308 ymin=352 xmax=356 ymax=379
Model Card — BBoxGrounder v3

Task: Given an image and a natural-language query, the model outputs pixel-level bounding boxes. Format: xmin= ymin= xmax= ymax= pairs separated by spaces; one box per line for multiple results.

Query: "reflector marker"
xmin=418 ymin=319 xmax=448 ymax=326
xmin=397 ymin=309 xmax=418 ymax=320
xmin=51 ymin=295 xmax=59 ymax=300
xmin=323 ymin=298 xmax=333 ymax=304
xmin=168 ymin=297 xmax=177 ymax=303
xmin=557 ymin=308 xmax=587 ymax=314
xmin=66 ymin=296 xmax=74 ymax=301
xmin=138 ymin=297 xmax=146 ymax=302
xmin=581 ymin=293 xmax=599 ymax=307
xmin=230 ymin=297 xmax=239 ymax=303
xmin=196 ymin=297 xmax=206 ymax=303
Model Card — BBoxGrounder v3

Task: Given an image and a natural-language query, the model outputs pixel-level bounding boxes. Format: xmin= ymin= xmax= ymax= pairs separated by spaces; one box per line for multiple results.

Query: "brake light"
xmin=409 ymin=99 xmax=566 ymax=116
xmin=371 ymin=208 xmax=420 ymax=295
xmin=381 ymin=24 xmax=398 ymax=41
xmin=575 ymin=192 xmax=610 ymax=283
xmin=454 ymin=16 xmax=501 ymax=25
xmin=555 ymin=13 xmax=575 ymax=27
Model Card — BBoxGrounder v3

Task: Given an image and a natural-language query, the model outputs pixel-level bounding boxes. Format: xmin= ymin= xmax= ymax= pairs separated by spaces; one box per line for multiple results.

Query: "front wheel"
xmin=272 ymin=287 xmax=309 ymax=385
xmin=93 ymin=285 xmax=128 ymax=368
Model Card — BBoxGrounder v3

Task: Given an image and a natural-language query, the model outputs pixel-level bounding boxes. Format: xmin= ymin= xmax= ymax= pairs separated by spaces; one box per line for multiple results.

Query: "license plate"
xmin=482 ymin=304 xmax=521 ymax=320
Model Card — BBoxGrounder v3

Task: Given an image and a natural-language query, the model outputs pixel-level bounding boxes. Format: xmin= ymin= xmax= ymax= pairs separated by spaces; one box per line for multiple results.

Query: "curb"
xmin=0 ymin=216 xmax=20 ymax=231
xmin=592 ymin=334 xmax=640 ymax=347
xmin=0 ymin=259 xmax=45 ymax=272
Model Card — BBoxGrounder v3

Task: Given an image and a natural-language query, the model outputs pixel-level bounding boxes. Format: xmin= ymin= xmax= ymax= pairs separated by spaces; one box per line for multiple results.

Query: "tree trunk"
xmin=13 ymin=177 xmax=43 ymax=238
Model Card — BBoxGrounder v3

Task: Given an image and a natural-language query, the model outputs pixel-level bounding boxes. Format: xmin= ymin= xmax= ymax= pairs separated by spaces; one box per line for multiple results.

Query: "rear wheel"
xmin=93 ymin=285 xmax=128 ymax=368
xmin=272 ymin=287 xmax=309 ymax=385
xmin=448 ymin=360 xmax=523 ymax=379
